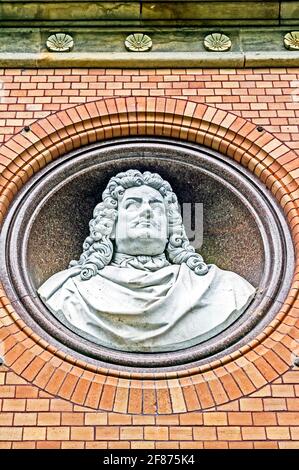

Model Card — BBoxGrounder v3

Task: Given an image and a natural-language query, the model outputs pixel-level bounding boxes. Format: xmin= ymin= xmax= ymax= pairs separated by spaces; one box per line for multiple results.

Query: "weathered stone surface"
xmin=281 ymin=1 xmax=299 ymax=21
xmin=0 ymin=2 xmax=140 ymax=22
xmin=142 ymin=2 xmax=279 ymax=22
xmin=0 ymin=1 xmax=284 ymax=26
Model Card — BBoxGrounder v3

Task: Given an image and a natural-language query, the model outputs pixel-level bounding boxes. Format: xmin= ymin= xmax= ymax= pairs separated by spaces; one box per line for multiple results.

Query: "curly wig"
xmin=69 ymin=169 xmax=209 ymax=279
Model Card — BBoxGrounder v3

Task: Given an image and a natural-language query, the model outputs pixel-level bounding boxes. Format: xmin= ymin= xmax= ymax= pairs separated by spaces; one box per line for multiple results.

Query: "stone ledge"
xmin=0 ymin=26 xmax=298 ymax=68
xmin=0 ymin=51 xmax=298 ymax=68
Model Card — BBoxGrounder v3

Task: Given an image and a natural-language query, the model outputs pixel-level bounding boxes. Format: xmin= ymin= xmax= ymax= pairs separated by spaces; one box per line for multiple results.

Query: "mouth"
xmin=137 ymin=220 xmax=154 ymax=228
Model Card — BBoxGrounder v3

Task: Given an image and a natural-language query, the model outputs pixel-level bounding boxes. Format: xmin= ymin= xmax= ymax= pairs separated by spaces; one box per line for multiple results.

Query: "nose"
xmin=139 ymin=201 xmax=153 ymax=218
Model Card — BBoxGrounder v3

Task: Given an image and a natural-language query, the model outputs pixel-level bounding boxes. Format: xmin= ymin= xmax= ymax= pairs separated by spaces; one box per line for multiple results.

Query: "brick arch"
xmin=0 ymin=96 xmax=298 ymax=414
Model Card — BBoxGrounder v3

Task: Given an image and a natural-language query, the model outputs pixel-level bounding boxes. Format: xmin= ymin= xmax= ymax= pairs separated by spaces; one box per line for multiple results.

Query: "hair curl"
xmin=69 ymin=169 xmax=209 ymax=279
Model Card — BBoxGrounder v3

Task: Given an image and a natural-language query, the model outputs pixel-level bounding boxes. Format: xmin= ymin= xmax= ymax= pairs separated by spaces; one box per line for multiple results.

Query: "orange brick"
xmin=27 ymin=399 xmax=49 ymax=412
xmin=252 ymin=412 xmax=277 ymax=425
xmin=37 ymin=413 xmax=60 ymax=426
xmin=254 ymin=442 xmax=278 ymax=449
xmin=37 ymin=441 xmax=61 ymax=449
xmin=217 ymin=427 xmax=242 ymax=441
xmin=70 ymin=427 xmax=94 ymax=441
xmin=0 ymin=413 xmax=13 ymax=425
xmin=85 ymin=413 xmax=108 ymax=425
xmin=144 ymin=426 xmax=169 ymax=441
xmin=286 ymin=399 xmax=299 ymax=410
xmin=108 ymin=414 xmax=132 ymax=425
xmin=277 ymin=412 xmax=299 ymax=425
xmin=179 ymin=412 xmax=203 ymax=425
xmin=242 ymin=427 xmax=266 ymax=440
xmin=229 ymin=442 xmax=253 ymax=449
xmin=16 ymin=386 xmax=38 ymax=398
xmin=61 ymin=413 xmax=84 ymax=425
xmin=96 ymin=426 xmax=119 ymax=440
xmin=193 ymin=427 xmax=217 ymax=441
xmin=47 ymin=427 xmax=70 ymax=440
xmin=204 ymin=412 xmax=227 ymax=426
xmin=169 ymin=427 xmax=192 ymax=441
xmin=228 ymin=412 xmax=252 ymax=425
xmin=133 ymin=415 xmax=155 ymax=425
xmin=49 ymin=399 xmax=72 ymax=412
xmin=108 ymin=441 xmax=130 ymax=449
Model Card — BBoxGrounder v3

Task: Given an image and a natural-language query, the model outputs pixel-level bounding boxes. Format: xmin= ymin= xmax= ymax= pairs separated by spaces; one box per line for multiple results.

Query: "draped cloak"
xmin=38 ymin=263 xmax=256 ymax=352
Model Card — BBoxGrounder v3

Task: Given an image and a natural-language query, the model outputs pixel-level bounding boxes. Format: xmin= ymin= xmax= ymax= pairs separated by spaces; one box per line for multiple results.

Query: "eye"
xmin=150 ymin=202 xmax=163 ymax=211
xmin=126 ymin=200 xmax=140 ymax=209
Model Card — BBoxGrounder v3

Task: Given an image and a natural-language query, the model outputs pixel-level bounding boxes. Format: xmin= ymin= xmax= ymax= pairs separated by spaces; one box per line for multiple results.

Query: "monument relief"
xmin=38 ymin=169 xmax=256 ymax=352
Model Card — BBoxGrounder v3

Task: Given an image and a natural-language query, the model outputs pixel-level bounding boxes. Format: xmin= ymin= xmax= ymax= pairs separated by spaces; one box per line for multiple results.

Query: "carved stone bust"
xmin=38 ymin=169 xmax=256 ymax=352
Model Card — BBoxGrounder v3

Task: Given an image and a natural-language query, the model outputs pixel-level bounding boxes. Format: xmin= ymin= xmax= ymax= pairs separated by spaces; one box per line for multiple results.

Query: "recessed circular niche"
xmin=0 ymin=138 xmax=294 ymax=372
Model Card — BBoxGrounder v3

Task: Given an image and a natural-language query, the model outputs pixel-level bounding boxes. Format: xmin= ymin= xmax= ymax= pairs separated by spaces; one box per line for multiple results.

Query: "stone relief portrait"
xmin=38 ymin=169 xmax=256 ymax=352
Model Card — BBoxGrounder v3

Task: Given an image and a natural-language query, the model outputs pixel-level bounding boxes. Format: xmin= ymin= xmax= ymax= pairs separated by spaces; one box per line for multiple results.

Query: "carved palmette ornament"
xmin=125 ymin=33 xmax=153 ymax=52
xmin=204 ymin=33 xmax=232 ymax=52
xmin=284 ymin=32 xmax=299 ymax=51
xmin=46 ymin=33 xmax=74 ymax=52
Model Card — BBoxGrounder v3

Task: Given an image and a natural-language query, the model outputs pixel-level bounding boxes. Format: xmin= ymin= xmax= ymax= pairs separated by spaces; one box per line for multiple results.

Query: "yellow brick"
xmin=86 ymin=442 xmax=108 ymax=449
xmin=26 ymin=399 xmax=49 ymax=412
xmin=85 ymin=413 xmax=108 ymax=425
xmin=193 ymin=427 xmax=217 ymax=441
xmin=0 ymin=413 xmax=13 ymax=425
xmin=14 ymin=413 xmax=37 ymax=426
xmin=37 ymin=413 xmax=60 ymax=426
xmin=120 ymin=427 xmax=143 ymax=440
xmin=70 ymin=427 xmax=94 ymax=441
xmin=217 ymin=427 xmax=242 ymax=441
xmin=108 ymin=441 xmax=130 ymax=449
xmin=242 ymin=427 xmax=266 ymax=440
xmin=131 ymin=441 xmax=155 ymax=449
xmin=62 ymin=442 xmax=85 ymax=449
xmin=169 ymin=427 xmax=192 ymax=440
xmin=266 ymin=427 xmax=290 ymax=440
xmin=47 ymin=427 xmax=70 ymax=440
xmin=2 ymin=399 xmax=25 ymax=412
xmin=144 ymin=426 xmax=169 ymax=441
xmin=96 ymin=426 xmax=119 ymax=440
xmin=23 ymin=427 xmax=46 ymax=441
xmin=204 ymin=412 xmax=227 ymax=426
xmin=109 ymin=414 xmax=132 ymax=425
xmin=0 ymin=427 xmax=22 ymax=441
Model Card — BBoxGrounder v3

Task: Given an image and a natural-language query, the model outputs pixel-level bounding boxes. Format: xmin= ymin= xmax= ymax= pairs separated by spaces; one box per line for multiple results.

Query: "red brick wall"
xmin=0 ymin=67 xmax=298 ymax=449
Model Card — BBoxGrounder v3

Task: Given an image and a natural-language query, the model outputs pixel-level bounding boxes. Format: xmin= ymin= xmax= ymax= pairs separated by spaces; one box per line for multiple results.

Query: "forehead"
xmin=122 ymin=185 xmax=164 ymax=201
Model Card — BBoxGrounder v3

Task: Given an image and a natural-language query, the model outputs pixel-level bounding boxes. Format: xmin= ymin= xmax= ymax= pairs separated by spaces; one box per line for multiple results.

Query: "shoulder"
xmin=37 ymin=266 xmax=81 ymax=300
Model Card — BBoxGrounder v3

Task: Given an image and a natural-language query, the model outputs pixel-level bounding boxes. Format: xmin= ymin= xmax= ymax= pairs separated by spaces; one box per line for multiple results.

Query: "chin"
xmin=129 ymin=239 xmax=167 ymax=256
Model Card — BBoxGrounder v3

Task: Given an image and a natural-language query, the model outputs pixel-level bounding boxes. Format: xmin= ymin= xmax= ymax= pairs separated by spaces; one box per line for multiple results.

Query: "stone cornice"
xmin=0 ymin=26 xmax=298 ymax=68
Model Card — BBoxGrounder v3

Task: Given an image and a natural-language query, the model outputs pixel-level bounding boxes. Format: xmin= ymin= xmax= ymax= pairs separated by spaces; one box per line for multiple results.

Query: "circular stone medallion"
xmin=0 ymin=138 xmax=294 ymax=371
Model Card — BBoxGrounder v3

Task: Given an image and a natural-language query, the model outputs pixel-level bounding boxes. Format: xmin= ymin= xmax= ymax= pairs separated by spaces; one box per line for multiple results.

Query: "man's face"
xmin=114 ymin=185 xmax=168 ymax=256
